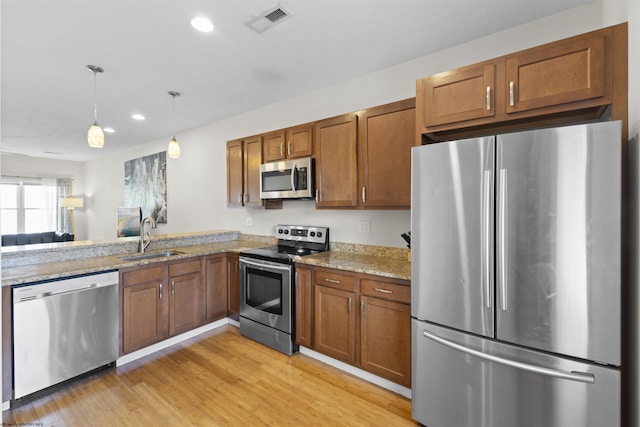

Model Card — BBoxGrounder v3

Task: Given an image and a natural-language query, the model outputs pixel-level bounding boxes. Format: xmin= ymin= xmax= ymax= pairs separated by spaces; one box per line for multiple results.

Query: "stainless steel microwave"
xmin=260 ymin=157 xmax=315 ymax=199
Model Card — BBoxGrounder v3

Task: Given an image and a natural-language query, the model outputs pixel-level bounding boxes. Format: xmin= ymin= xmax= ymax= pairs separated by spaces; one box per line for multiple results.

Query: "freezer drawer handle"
xmin=422 ymin=330 xmax=595 ymax=384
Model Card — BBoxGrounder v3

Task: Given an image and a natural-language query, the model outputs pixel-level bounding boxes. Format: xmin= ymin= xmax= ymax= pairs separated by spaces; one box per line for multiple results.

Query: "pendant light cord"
xmin=93 ymin=70 xmax=98 ymax=123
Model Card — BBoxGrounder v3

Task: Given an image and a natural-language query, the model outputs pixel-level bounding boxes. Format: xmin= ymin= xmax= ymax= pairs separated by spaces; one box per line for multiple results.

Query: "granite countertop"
xmin=2 ymin=231 xmax=411 ymax=286
xmin=2 ymin=232 xmax=271 ymax=286
xmin=295 ymin=245 xmax=411 ymax=282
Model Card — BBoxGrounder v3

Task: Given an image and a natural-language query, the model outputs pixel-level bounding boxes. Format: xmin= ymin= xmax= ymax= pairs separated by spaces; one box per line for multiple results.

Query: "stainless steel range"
xmin=239 ymin=225 xmax=329 ymax=355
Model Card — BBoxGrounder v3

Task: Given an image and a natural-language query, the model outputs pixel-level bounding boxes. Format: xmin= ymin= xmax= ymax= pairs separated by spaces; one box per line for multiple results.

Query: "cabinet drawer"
xmin=360 ymin=279 xmax=410 ymax=304
xmin=314 ymin=269 xmax=356 ymax=292
xmin=169 ymin=259 xmax=201 ymax=276
xmin=121 ymin=266 xmax=164 ymax=286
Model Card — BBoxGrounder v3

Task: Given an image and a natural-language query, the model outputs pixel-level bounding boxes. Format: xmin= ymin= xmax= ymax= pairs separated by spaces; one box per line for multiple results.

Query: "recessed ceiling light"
xmin=190 ymin=16 xmax=214 ymax=32
xmin=103 ymin=127 xmax=115 ymax=133
xmin=132 ymin=114 xmax=145 ymax=121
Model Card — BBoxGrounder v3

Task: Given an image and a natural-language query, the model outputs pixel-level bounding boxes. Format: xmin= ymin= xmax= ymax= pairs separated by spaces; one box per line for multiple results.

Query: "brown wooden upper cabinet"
xmin=226 ymin=135 xmax=264 ymax=208
xmin=420 ymin=64 xmax=496 ymax=128
xmin=263 ymin=123 xmax=313 ymax=162
xmin=315 ymin=99 xmax=415 ymax=209
xmin=417 ymin=23 xmax=627 ymax=136
xmin=314 ymin=113 xmax=359 ymax=208
xmin=358 ymin=98 xmax=415 ymax=209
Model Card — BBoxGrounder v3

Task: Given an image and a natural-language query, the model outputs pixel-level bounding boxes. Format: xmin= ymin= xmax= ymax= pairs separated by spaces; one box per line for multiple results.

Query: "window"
xmin=1 ymin=178 xmax=57 ymax=234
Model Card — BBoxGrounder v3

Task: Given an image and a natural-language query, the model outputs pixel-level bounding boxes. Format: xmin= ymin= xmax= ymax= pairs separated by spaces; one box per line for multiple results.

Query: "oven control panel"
xmin=276 ymin=225 xmax=329 ymax=244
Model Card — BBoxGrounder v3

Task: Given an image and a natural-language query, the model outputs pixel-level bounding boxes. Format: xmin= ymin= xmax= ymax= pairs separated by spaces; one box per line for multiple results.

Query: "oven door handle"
xmin=240 ymin=257 xmax=292 ymax=272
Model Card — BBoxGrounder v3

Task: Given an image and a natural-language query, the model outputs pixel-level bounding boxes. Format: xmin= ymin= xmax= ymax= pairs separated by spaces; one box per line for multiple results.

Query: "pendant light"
xmin=87 ymin=65 xmax=105 ymax=148
xmin=167 ymin=91 xmax=181 ymax=158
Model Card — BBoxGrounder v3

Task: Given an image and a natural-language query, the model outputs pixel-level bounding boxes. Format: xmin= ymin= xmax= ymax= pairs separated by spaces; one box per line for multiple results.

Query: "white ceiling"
xmin=1 ymin=0 xmax=591 ymax=162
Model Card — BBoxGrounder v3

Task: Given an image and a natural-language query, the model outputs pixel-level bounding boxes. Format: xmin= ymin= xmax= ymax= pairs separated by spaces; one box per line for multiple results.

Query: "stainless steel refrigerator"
xmin=410 ymin=121 xmax=622 ymax=427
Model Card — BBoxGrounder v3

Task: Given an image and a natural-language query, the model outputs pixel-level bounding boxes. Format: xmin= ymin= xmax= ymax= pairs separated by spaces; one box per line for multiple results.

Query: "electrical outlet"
xmin=246 ymin=218 xmax=254 ymax=227
xmin=358 ymin=221 xmax=370 ymax=234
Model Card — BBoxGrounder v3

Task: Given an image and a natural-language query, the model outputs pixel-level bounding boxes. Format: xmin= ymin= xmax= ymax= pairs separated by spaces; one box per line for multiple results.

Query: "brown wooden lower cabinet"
xmin=314 ymin=284 xmax=356 ymax=364
xmin=295 ymin=267 xmax=312 ymax=347
xmin=360 ymin=295 xmax=411 ymax=387
xmin=121 ymin=265 xmax=166 ymax=354
xmin=226 ymin=253 xmax=240 ymax=320
xmin=168 ymin=259 xmax=205 ymax=336
xmin=121 ymin=257 xmax=204 ymax=355
xmin=204 ymin=254 xmax=228 ymax=322
xmin=301 ymin=265 xmax=411 ymax=386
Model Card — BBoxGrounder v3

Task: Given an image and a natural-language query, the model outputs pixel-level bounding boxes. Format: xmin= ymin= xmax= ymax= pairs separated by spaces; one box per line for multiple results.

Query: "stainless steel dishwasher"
xmin=12 ymin=271 xmax=119 ymax=399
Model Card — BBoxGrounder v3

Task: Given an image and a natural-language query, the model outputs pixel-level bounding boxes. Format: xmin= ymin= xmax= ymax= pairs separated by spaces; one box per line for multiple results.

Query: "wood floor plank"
xmin=4 ymin=325 xmax=415 ymax=426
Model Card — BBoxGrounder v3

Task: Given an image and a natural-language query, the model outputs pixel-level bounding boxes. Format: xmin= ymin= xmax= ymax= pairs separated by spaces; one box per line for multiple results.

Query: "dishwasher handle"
xmin=13 ymin=271 xmax=119 ymax=304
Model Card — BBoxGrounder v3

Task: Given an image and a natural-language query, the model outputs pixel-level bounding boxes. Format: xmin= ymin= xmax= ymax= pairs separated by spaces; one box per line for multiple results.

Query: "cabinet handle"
xmin=362 ymin=187 xmax=366 ymax=204
xmin=159 ymin=283 xmax=163 ymax=300
xmin=243 ymin=193 xmax=248 ymax=204
xmin=349 ymin=297 xmax=353 ymax=312
xmin=361 ymin=299 xmax=366 ymax=317
xmin=237 ymin=193 xmax=242 ymax=204
xmin=374 ymin=287 xmax=393 ymax=294
xmin=280 ymin=143 xmax=284 ymax=157
xmin=486 ymin=86 xmax=491 ymax=111
xmin=315 ymin=189 xmax=319 ymax=204
xmin=509 ymin=81 xmax=515 ymax=107
xmin=288 ymin=141 xmax=292 ymax=156
xmin=325 ymin=278 xmax=341 ymax=284
xmin=171 ymin=281 xmax=175 ymax=295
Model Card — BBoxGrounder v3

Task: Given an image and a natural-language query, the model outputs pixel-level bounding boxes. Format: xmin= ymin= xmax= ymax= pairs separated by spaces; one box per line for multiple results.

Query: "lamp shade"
xmin=88 ymin=123 xmax=104 ymax=148
xmin=59 ymin=197 xmax=84 ymax=209
xmin=168 ymin=137 xmax=181 ymax=158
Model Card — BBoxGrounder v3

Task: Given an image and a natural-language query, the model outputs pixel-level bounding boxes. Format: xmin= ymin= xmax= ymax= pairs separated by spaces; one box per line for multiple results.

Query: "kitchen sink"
xmin=119 ymin=250 xmax=185 ymax=261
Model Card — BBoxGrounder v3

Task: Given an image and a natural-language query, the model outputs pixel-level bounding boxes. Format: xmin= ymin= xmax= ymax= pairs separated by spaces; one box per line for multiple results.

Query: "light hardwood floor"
xmin=3 ymin=325 xmax=416 ymax=426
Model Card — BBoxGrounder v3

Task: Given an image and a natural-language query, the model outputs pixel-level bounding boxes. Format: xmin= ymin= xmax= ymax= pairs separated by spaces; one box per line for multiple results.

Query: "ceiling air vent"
xmin=245 ymin=6 xmax=292 ymax=33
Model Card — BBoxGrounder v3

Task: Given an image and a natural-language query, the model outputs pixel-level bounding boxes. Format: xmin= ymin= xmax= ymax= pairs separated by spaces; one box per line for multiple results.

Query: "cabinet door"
xmin=169 ymin=271 xmax=204 ymax=336
xmin=122 ymin=281 xmax=164 ymax=354
xmin=286 ymin=123 xmax=313 ymax=159
xmin=204 ymin=255 xmax=228 ymax=322
xmin=226 ymin=139 xmax=244 ymax=207
xmin=263 ymin=130 xmax=286 ymax=162
xmin=505 ymin=32 xmax=606 ymax=114
xmin=295 ymin=267 xmax=312 ymax=347
xmin=227 ymin=254 xmax=240 ymax=320
xmin=313 ymin=285 xmax=355 ymax=363
xmin=420 ymin=63 xmax=495 ymax=128
xmin=360 ymin=296 xmax=411 ymax=387
xmin=243 ymin=136 xmax=263 ymax=207
xmin=315 ymin=114 xmax=358 ymax=208
xmin=358 ymin=98 xmax=415 ymax=208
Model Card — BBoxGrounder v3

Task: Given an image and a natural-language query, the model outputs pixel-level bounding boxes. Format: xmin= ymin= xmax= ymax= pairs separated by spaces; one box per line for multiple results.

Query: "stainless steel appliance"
xmin=411 ymin=121 xmax=622 ymax=427
xmin=239 ymin=224 xmax=329 ymax=355
xmin=13 ymin=271 xmax=119 ymax=399
xmin=259 ymin=157 xmax=315 ymax=199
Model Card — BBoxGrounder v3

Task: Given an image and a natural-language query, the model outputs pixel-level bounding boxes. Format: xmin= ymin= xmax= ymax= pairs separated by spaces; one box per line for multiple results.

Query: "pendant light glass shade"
xmin=88 ymin=121 xmax=104 ymax=148
xmin=87 ymin=65 xmax=104 ymax=148
xmin=168 ymin=137 xmax=180 ymax=158
xmin=168 ymin=91 xmax=181 ymax=158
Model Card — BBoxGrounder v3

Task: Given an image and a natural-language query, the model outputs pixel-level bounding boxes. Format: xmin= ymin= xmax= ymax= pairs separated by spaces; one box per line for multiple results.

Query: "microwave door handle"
xmin=290 ymin=162 xmax=298 ymax=195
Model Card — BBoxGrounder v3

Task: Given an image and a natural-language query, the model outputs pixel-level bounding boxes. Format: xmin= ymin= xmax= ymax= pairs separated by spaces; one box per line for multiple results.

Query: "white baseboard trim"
xmin=2 ymin=401 xmax=9 ymax=411
xmin=299 ymin=346 xmax=412 ymax=399
xmin=117 ymin=318 xmax=230 ymax=367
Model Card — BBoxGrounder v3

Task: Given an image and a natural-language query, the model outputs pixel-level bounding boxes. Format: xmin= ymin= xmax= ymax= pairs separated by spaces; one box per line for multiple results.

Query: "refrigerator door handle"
xmin=482 ymin=169 xmax=493 ymax=308
xmin=498 ymin=168 xmax=508 ymax=311
xmin=422 ymin=330 xmax=595 ymax=384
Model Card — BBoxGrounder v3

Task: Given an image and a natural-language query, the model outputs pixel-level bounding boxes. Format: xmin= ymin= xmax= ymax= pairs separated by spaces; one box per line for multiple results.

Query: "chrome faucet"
xmin=140 ymin=216 xmax=157 ymax=253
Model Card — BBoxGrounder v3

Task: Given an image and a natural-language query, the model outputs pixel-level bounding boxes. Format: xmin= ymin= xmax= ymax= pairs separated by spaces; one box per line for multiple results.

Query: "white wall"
xmin=1 ymin=156 xmax=88 ymax=240
xmin=84 ymin=1 xmax=608 ymax=247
